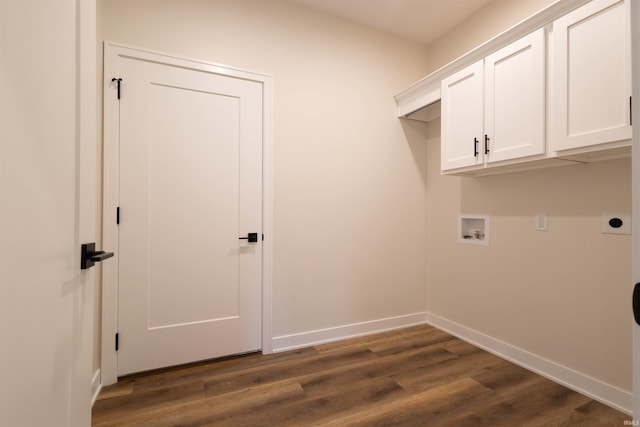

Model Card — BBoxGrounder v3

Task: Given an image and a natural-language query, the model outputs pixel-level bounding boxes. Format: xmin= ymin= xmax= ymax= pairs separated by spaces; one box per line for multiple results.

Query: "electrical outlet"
xmin=535 ymin=212 xmax=547 ymax=231
xmin=602 ymin=213 xmax=631 ymax=235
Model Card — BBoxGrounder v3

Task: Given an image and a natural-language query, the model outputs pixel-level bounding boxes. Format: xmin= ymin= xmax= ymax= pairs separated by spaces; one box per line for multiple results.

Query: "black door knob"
xmin=81 ymin=243 xmax=114 ymax=270
xmin=239 ymin=233 xmax=259 ymax=243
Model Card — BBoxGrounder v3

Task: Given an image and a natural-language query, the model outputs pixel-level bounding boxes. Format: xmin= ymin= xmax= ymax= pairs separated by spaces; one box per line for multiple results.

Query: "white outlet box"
xmin=602 ymin=213 xmax=631 ymax=235
xmin=458 ymin=214 xmax=489 ymax=246
xmin=535 ymin=212 xmax=547 ymax=231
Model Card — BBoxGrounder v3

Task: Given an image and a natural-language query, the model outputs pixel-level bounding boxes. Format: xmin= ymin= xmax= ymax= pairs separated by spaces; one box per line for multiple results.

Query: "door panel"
xmin=147 ymin=85 xmax=240 ymax=328
xmin=485 ymin=28 xmax=545 ymax=163
xmin=117 ymin=55 xmax=263 ymax=376
xmin=552 ymin=0 xmax=631 ymax=150
xmin=441 ymin=61 xmax=484 ymax=171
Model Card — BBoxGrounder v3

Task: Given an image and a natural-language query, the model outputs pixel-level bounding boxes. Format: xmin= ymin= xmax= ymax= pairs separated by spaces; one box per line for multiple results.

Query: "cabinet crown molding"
xmin=395 ymin=0 xmax=591 ymax=120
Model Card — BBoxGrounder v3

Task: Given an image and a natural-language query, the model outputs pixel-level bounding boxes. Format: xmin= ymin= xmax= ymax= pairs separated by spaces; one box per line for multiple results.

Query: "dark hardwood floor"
xmin=92 ymin=325 xmax=630 ymax=426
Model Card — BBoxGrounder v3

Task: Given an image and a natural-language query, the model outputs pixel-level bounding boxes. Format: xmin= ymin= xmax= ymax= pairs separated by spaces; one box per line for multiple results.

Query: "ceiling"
xmin=290 ymin=0 xmax=493 ymax=46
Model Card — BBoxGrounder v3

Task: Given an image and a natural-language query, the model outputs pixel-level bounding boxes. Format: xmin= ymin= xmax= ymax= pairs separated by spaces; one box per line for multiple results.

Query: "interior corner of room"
xmin=397 ymin=0 xmax=633 ymax=413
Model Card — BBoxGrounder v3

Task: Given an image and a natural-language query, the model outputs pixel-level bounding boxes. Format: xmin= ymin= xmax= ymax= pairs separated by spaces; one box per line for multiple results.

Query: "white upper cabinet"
xmin=551 ymin=0 xmax=631 ymax=153
xmin=397 ymin=0 xmax=632 ymax=176
xmin=441 ymin=29 xmax=546 ymax=173
xmin=441 ymin=61 xmax=484 ymax=171
xmin=485 ymin=29 xmax=545 ymax=163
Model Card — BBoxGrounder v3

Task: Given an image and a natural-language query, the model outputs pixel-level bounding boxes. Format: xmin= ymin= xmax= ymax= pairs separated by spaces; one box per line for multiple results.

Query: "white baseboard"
xmin=91 ymin=369 xmax=102 ymax=407
xmin=426 ymin=312 xmax=632 ymax=415
xmin=272 ymin=312 xmax=428 ymax=353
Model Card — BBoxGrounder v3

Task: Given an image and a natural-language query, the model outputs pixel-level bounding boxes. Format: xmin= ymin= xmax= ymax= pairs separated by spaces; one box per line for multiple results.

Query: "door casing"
xmin=631 ymin=0 xmax=640 ymax=419
xmin=101 ymin=42 xmax=273 ymax=385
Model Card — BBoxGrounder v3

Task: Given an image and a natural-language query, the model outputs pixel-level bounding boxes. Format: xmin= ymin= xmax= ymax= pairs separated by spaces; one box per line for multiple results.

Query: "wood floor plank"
xmin=92 ymin=325 xmax=630 ymax=426
xmin=542 ymin=400 xmax=631 ymax=426
xmin=217 ymin=376 xmax=407 ymax=427
xmin=433 ymin=399 xmax=523 ymax=427
xmin=441 ymin=337 xmax=485 ymax=355
xmin=298 ymin=345 xmax=457 ymax=397
xmin=431 ymin=379 xmax=591 ymax=427
xmin=313 ymin=324 xmax=435 ymax=355
xmin=393 ymin=348 xmax=510 ymax=393
xmin=471 ymin=362 xmax=548 ymax=396
xmin=444 ymin=379 xmax=593 ymax=427
xmin=93 ymin=379 xmax=306 ymax=427
xmin=322 ymin=377 xmax=497 ymax=427
xmin=92 ymin=380 xmax=205 ymax=425
xmin=514 ymin=381 xmax=609 ymax=427
xmin=128 ymin=347 xmax=318 ymax=394
xmin=203 ymin=346 xmax=376 ymax=397
xmin=366 ymin=326 xmax=456 ymax=356
xmin=95 ymin=381 xmax=134 ymax=401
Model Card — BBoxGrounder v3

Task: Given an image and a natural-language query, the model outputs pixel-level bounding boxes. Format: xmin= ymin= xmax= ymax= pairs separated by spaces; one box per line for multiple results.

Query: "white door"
xmin=441 ymin=60 xmax=484 ymax=171
xmin=552 ymin=0 xmax=631 ymax=152
xmin=631 ymin=0 xmax=640 ymax=420
xmin=111 ymin=49 xmax=263 ymax=376
xmin=484 ymin=28 xmax=545 ymax=163
xmin=0 ymin=0 xmax=96 ymax=425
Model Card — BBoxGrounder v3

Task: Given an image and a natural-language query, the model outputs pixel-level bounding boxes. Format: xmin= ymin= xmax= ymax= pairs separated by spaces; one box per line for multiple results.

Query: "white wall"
xmin=423 ymin=0 xmax=632 ymax=412
xmin=425 ymin=0 xmax=558 ymax=74
xmin=97 ymin=0 xmax=430 ymax=351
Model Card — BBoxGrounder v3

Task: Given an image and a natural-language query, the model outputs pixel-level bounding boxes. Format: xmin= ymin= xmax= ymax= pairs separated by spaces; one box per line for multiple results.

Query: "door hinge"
xmin=115 ymin=333 xmax=119 ymax=351
xmin=112 ymin=77 xmax=122 ymax=100
xmin=116 ymin=206 xmax=120 ymax=225
xmin=262 ymin=234 xmax=264 ymax=241
xmin=630 ymin=96 xmax=633 ymax=126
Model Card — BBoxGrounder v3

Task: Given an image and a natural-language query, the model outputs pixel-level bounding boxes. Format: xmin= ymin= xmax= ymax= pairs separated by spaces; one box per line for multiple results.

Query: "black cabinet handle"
xmin=473 ymin=137 xmax=479 ymax=157
xmin=485 ymin=134 xmax=490 ymax=155
xmin=81 ymin=243 xmax=114 ymax=270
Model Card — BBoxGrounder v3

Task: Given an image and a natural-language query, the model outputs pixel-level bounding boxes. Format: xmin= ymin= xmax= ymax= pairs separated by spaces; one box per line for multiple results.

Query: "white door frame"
xmin=101 ymin=42 xmax=273 ymax=385
xmin=632 ymin=0 xmax=640 ymax=419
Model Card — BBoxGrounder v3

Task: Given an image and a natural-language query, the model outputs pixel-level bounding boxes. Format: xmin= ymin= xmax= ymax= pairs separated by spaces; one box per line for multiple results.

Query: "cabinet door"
xmin=441 ymin=60 xmax=484 ymax=171
xmin=551 ymin=0 xmax=631 ymax=151
xmin=485 ymin=28 xmax=545 ymax=163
